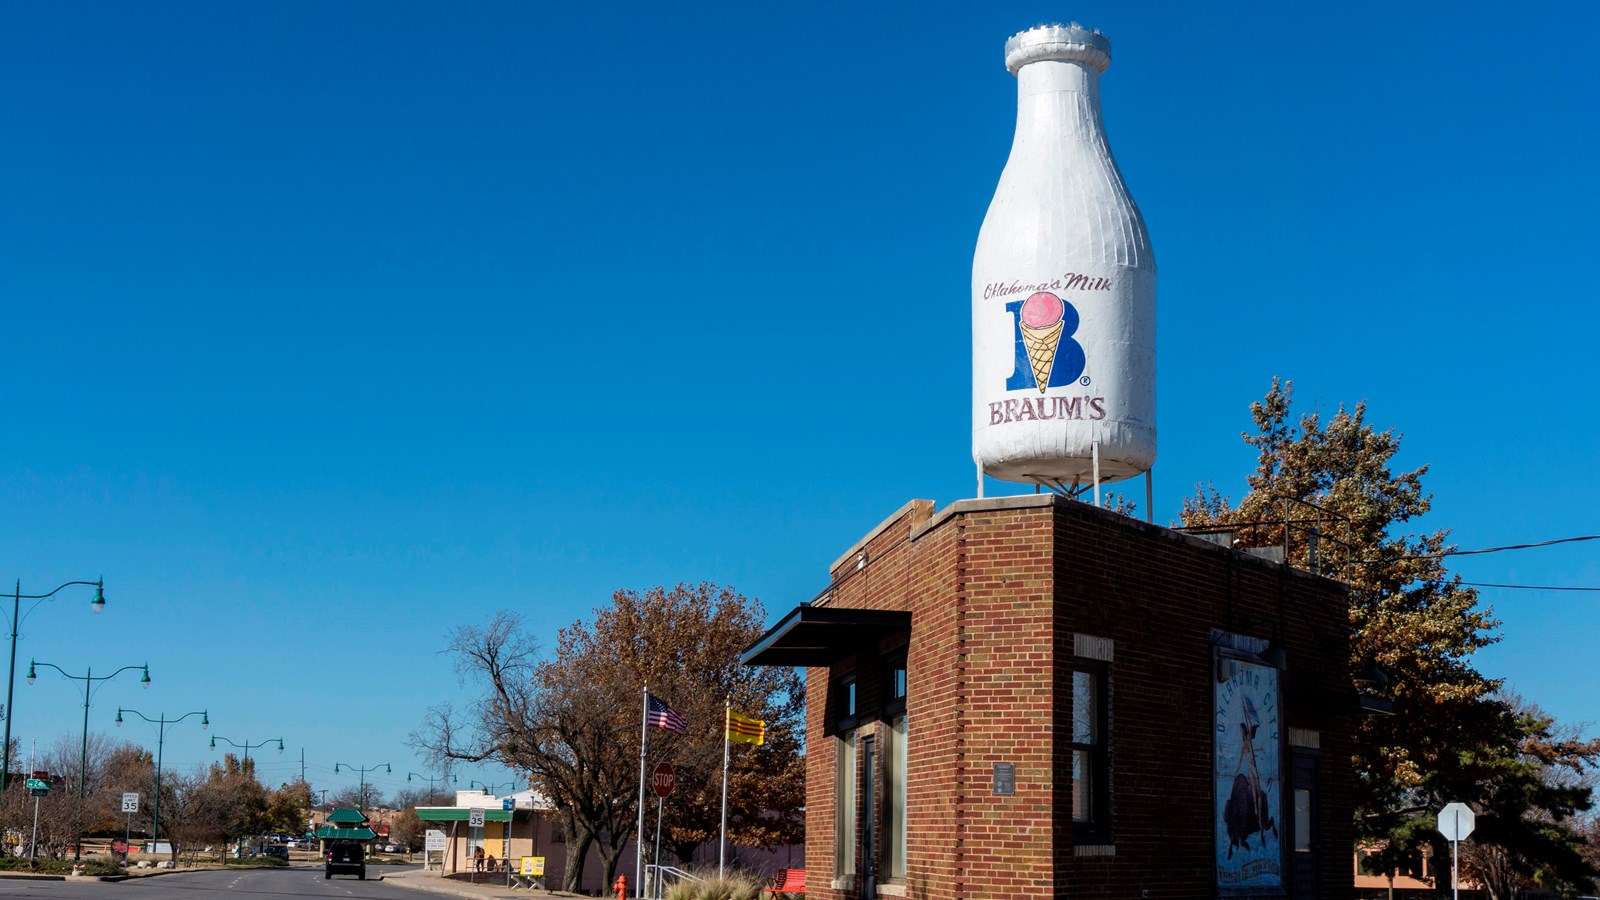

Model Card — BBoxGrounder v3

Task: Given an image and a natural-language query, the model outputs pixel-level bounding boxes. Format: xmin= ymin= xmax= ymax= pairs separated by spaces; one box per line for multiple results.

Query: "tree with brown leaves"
xmin=1184 ymin=379 xmax=1595 ymax=895
xmin=415 ymin=583 xmax=802 ymax=892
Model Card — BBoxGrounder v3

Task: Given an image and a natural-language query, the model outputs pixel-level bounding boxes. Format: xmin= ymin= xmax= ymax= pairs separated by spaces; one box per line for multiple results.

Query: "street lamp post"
xmin=334 ymin=761 xmax=390 ymax=812
xmin=115 ymin=708 xmax=207 ymax=856
xmin=209 ymin=735 xmax=281 ymax=860
xmin=26 ymin=659 xmax=150 ymax=860
xmin=469 ymin=779 xmax=516 ymax=797
xmin=2 ymin=579 xmax=106 ymax=796
xmin=407 ymin=771 xmax=457 ymax=803
xmin=209 ymin=734 xmax=284 ymax=769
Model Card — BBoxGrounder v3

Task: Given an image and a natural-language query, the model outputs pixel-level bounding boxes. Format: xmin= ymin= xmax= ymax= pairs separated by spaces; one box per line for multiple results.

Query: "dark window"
xmin=885 ymin=656 xmax=907 ymax=716
xmin=1070 ymin=661 xmax=1110 ymax=842
xmin=837 ymin=674 xmax=858 ymax=730
xmin=1291 ymin=748 xmax=1319 ymax=900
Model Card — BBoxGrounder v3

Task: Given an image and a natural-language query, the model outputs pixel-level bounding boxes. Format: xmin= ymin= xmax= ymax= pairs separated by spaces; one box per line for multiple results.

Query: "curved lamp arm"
xmin=12 ymin=579 xmax=105 ymax=616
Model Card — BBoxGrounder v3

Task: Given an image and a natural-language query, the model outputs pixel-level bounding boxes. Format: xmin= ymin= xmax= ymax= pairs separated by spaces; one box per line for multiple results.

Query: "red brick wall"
xmin=799 ymin=496 xmax=1353 ymax=900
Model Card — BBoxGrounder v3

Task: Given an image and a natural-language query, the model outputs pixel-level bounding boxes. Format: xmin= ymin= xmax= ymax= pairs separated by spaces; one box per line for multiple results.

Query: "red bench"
xmin=766 ymin=868 xmax=806 ymax=896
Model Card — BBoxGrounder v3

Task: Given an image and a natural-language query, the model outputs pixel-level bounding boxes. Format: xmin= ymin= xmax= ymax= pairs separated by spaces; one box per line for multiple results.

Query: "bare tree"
xmin=328 ymin=783 xmax=385 ymax=810
xmin=162 ymin=768 xmax=225 ymax=863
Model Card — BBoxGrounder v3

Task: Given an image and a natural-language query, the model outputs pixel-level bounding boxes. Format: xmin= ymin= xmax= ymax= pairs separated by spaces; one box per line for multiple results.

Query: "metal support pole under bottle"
xmin=1092 ymin=441 xmax=1101 ymax=507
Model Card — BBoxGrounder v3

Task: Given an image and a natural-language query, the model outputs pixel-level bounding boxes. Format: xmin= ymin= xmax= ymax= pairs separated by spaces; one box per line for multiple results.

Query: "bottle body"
xmin=971 ymin=25 xmax=1156 ymax=487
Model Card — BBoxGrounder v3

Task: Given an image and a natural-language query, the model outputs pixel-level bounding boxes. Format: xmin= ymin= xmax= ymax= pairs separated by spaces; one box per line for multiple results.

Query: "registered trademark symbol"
xmin=1079 ymin=376 xmax=1091 ymax=386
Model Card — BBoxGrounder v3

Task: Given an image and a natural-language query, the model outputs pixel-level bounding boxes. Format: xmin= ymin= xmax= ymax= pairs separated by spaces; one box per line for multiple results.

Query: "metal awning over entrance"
xmin=416 ymin=807 xmax=514 ymax=822
xmin=741 ymin=604 xmax=911 ymax=667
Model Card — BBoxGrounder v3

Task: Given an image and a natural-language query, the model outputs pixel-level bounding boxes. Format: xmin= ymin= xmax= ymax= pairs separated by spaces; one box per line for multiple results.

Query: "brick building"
xmin=743 ymin=495 xmax=1361 ymax=900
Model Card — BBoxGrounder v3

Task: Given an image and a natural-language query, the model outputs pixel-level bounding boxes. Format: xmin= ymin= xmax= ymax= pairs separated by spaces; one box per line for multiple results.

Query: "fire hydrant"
xmin=613 ymin=874 xmax=628 ymax=900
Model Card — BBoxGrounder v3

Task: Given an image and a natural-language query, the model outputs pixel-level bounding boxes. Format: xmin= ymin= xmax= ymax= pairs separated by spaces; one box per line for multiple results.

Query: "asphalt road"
xmin=0 ymin=865 xmax=424 ymax=900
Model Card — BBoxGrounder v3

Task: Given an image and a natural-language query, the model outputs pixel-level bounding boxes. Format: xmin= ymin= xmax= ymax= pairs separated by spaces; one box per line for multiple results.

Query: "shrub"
xmin=0 ymin=857 xmax=124 ymax=875
xmin=80 ymin=859 xmax=126 ymax=876
xmin=224 ymin=856 xmax=288 ymax=868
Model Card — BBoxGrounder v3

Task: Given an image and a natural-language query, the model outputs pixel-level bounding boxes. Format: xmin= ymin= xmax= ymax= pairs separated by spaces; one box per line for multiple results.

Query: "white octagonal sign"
xmin=1438 ymin=802 xmax=1474 ymax=841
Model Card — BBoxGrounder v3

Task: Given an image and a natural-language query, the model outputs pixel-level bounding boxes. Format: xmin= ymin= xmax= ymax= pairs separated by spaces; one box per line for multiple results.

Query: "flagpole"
xmin=719 ymin=697 xmax=730 ymax=878
xmin=636 ymin=684 xmax=649 ymax=899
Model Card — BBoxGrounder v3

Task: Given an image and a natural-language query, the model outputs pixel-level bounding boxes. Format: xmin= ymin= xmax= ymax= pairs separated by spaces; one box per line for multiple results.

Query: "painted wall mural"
xmin=1214 ymin=656 xmax=1283 ymax=893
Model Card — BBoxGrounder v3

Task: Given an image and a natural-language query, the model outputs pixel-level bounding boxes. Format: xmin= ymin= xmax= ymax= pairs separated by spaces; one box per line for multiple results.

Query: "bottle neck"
xmin=1014 ymin=59 xmax=1103 ymax=139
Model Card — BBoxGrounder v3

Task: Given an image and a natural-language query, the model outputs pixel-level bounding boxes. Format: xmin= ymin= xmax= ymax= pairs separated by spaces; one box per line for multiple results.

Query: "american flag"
xmin=647 ymin=695 xmax=687 ymax=733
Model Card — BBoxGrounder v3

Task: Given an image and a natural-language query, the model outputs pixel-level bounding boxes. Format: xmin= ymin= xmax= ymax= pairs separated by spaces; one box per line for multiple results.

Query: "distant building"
xmin=412 ymin=789 xmax=802 ymax=890
xmin=415 ymin=790 xmax=548 ymax=876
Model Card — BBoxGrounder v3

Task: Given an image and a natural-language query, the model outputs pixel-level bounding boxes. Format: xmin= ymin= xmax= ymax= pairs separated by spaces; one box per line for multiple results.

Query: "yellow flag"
xmin=726 ymin=710 xmax=765 ymax=745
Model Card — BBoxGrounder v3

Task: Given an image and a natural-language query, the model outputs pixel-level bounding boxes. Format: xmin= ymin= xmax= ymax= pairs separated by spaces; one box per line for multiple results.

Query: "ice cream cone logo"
xmin=1019 ymin=291 xmax=1066 ymax=394
xmin=1002 ymin=289 xmax=1085 ymax=393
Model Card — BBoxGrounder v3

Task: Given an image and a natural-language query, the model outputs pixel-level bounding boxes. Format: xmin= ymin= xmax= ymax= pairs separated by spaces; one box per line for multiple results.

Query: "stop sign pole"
xmin=1437 ymin=802 xmax=1475 ymax=900
xmin=651 ymin=763 xmax=673 ymax=894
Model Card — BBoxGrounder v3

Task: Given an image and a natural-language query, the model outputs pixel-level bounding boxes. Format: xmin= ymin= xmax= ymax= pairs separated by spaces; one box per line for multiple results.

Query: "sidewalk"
xmin=381 ymin=866 xmax=582 ymax=900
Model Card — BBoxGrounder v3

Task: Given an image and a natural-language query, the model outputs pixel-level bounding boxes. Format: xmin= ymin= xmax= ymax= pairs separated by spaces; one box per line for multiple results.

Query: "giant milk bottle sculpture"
xmin=972 ymin=24 xmax=1156 ymax=493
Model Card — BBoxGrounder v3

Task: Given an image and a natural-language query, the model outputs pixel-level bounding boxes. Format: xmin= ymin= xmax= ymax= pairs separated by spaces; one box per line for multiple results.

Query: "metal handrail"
xmin=1177 ymin=496 xmax=1353 ymax=580
xmin=645 ymin=864 xmax=703 ymax=900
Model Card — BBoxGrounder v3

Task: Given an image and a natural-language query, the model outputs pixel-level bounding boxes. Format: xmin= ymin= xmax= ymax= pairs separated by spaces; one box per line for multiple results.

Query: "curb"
xmin=384 ymin=871 xmax=545 ymax=900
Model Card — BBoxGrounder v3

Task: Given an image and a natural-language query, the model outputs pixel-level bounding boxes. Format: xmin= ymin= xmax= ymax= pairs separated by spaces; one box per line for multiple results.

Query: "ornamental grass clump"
xmin=662 ymin=870 xmax=765 ymax=900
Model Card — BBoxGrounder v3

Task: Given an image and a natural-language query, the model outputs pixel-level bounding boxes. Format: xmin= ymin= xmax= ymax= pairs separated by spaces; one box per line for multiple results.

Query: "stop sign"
xmin=1438 ymin=802 xmax=1475 ymax=841
xmin=652 ymin=762 xmax=674 ymax=798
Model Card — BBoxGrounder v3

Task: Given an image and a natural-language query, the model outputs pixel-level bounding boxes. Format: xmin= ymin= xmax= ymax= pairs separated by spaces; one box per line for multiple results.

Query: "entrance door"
xmin=862 ymin=736 xmax=876 ymax=900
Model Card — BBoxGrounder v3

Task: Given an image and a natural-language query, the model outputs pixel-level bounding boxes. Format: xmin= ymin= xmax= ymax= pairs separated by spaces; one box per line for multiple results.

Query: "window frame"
xmin=884 ymin=654 xmax=907 ymax=717
xmin=881 ymin=712 xmax=908 ymax=881
xmin=1070 ymin=659 xmax=1112 ymax=843
xmin=837 ymin=674 xmax=858 ymax=732
xmin=834 ymin=729 xmax=858 ymax=877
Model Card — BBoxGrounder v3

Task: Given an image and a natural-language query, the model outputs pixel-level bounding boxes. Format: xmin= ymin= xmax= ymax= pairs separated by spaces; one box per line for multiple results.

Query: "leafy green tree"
xmin=1183 ymin=379 xmax=1595 ymax=894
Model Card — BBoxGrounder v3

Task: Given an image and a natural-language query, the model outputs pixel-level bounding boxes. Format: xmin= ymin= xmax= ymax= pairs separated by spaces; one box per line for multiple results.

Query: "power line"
xmin=1399 ymin=533 xmax=1600 ymax=560
xmin=1460 ymin=581 xmax=1600 ymax=593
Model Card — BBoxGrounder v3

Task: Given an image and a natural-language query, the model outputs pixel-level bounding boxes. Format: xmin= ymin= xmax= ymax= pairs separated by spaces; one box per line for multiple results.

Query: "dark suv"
xmin=325 ymin=840 xmax=366 ymax=880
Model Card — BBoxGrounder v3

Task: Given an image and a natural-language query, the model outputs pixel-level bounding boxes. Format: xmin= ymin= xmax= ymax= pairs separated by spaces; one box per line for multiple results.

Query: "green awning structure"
xmin=316 ymin=807 xmax=378 ymax=840
xmin=416 ymin=807 xmax=514 ymax=822
xmin=315 ymin=825 xmax=378 ymax=840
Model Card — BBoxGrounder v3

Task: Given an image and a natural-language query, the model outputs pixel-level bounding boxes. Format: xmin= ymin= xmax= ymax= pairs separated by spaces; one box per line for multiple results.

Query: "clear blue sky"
xmin=4 ymin=0 xmax=1598 ymax=801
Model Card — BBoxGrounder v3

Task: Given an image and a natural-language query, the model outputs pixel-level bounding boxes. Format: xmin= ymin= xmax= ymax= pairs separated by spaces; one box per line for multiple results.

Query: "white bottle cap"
xmin=1003 ymin=23 xmax=1111 ymax=74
